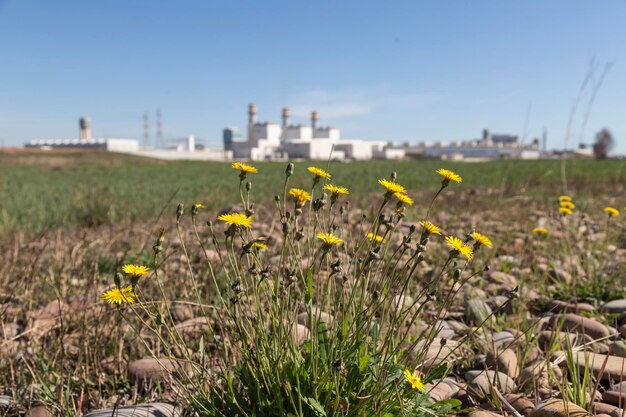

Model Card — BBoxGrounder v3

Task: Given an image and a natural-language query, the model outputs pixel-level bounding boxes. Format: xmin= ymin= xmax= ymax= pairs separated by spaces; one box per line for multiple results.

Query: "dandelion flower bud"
xmin=114 ymin=272 xmax=122 ymax=289
xmin=274 ymin=195 xmax=281 ymax=202
xmin=391 ymin=171 xmax=397 ymax=181
xmin=176 ymin=203 xmax=184 ymax=221
xmin=285 ymin=162 xmax=295 ymax=177
xmin=246 ymin=181 xmax=252 ymax=192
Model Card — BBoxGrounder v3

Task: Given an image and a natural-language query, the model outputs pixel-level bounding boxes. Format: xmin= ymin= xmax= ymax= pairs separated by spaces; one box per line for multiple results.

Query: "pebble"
xmin=82 ymin=403 xmax=181 ymax=416
xmin=26 ymin=406 xmax=53 ymax=417
xmin=128 ymin=358 xmax=183 ymax=384
xmin=548 ymin=314 xmax=610 ymax=340
xmin=466 ymin=370 xmax=516 ymax=398
xmin=297 ymin=311 xmax=334 ymax=327
xmin=602 ymin=299 xmax=626 ymax=314
xmin=468 ymin=411 xmax=504 ymax=417
xmin=602 ymin=391 xmax=625 ymax=407
xmin=504 ymin=393 xmax=534 ymax=416
xmin=466 ymin=298 xmax=494 ymax=325
xmin=486 ymin=348 xmax=519 ymax=378
xmin=529 ymin=398 xmax=590 ymax=417
xmin=609 ymin=341 xmax=626 ymax=358
xmin=426 ymin=382 xmax=453 ymax=402
xmin=547 ymin=300 xmax=595 ymax=314
xmin=569 ymin=351 xmax=626 ymax=381
xmin=174 ymin=317 xmax=211 ymax=339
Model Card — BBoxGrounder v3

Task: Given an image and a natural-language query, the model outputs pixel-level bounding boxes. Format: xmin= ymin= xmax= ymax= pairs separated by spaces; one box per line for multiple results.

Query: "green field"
xmin=1 ymin=151 xmax=624 ymax=234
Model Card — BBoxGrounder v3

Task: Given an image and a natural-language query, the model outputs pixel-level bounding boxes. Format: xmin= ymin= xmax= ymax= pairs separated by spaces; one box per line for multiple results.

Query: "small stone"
xmin=609 ymin=341 xmax=626 ymax=358
xmin=466 ymin=370 xmax=516 ymax=398
xmin=293 ymin=323 xmax=309 ymax=345
xmin=175 ymin=317 xmax=211 ymax=339
xmin=426 ymin=382 xmax=453 ymax=402
xmin=547 ymin=300 xmax=596 ymax=314
xmin=562 ymin=351 xmax=626 ymax=381
xmin=612 ymin=381 xmax=626 ymax=393
xmin=0 ymin=395 xmax=12 ymax=407
xmin=297 ymin=311 xmax=334 ymax=327
xmin=486 ymin=348 xmax=519 ymax=378
xmin=491 ymin=331 xmax=515 ymax=347
xmin=548 ymin=314 xmax=610 ymax=340
xmin=82 ymin=403 xmax=181 ymax=416
xmin=170 ymin=303 xmax=194 ymax=322
xmin=537 ymin=331 xmax=577 ymax=350
xmin=602 ymin=391 xmax=625 ymax=407
xmin=26 ymin=406 xmax=54 ymax=417
xmin=128 ymin=358 xmax=183 ymax=384
xmin=466 ymin=298 xmax=494 ymax=325
xmin=468 ymin=411 xmax=504 ymax=417
xmin=592 ymin=402 xmax=620 ymax=416
xmin=602 ymin=300 xmax=626 ymax=314
xmin=504 ymin=393 xmax=534 ymax=416
xmin=530 ymin=398 xmax=590 ymax=417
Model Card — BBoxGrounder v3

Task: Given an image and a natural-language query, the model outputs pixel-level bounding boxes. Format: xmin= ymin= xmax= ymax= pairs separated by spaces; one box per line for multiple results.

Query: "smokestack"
xmin=248 ymin=103 xmax=257 ymax=125
xmin=79 ymin=117 xmax=92 ymax=140
xmin=482 ymin=128 xmax=490 ymax=141
xmin=282 ymin=107 xmax=290 ymax=127
xmin=311 ymin=111 xmax=319 ymax=130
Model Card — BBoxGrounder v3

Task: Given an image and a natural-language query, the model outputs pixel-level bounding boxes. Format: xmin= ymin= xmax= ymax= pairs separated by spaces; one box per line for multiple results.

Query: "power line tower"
xmin=143 ymin=113 xmax=150 ymax=146
xmin=156 ymin=108 xmax=163 ymax=148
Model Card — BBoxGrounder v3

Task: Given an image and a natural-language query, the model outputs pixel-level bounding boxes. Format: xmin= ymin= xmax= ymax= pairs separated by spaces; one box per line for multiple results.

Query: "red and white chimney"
xmin=311 ymin=111 xmax=319 ymax=130
xmin=282 ymin=107 xmax=290 ymax=127
xmin=248 ymin=103 xmax=257 ymax=125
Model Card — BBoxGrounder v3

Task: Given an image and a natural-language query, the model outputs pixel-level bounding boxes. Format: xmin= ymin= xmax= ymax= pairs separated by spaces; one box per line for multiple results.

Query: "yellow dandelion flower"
xmin=307 ymin=166 xmax=331 ymax=180
xmin=394 ymin=193 xmax=414 ymax=206
xmin=403 ymin=369 xmax=426 ymax=392
xmin=419 ymin=220 xmax=441 ymax=235
xmin=531 ymin=227 xmax=548 ymax=235
xmin=560 ymin=201 xmax=575 ymax=210
xmin=217 ymin=212 xmax=254 ymax=228
xmin=378 ymin=179 xmax=406 ymax=195
xmin=604 ymin=207 xmax=619 ymax=217
xmin=195 ymin=203 xmax=205 ymax=209
xmin=316 ymin=233 xmax=343 ymax=247
xmin=323 ymin=184 xmax=350 ymax=196
xmin=288 ymin=188 xmax=312 ymax=204
xmin=445 ymin=236 xmax=473 ymax=260
xmin=472 ymin=231 xmax=493 ymax=248
xmin=121 ymin=264 xmax=150 ymax=277
xmin=231 ymin=162 xmax=258 ymax=174
xmin=101 ymin=285 xmax=136 ymax=305
xmin=252 ymin=242 xmax=268 ymax=250
xmin=436 ymin=168 xmax=462 ymax=184
xmin=559 ymin=195 xmax=572 ymax=202
xmin=367 ymin=232 xmax=384 ymax=243
xmin=559 ymin=207 xmax=573 ymax=216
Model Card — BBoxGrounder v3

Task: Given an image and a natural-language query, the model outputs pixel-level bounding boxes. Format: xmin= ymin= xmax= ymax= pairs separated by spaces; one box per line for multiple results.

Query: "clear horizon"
xmin=0 ymin=1 xmax=624 ymax=154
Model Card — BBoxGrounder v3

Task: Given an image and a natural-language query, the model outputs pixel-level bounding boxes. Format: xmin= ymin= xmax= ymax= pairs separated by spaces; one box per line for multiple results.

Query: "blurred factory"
xmin=223 ymin=104 xmax=405 ymax=161
xmin=24 ymin=108 xmax=543 ymax=161
xmin=25 ymin=117 xmax=140 ymax=153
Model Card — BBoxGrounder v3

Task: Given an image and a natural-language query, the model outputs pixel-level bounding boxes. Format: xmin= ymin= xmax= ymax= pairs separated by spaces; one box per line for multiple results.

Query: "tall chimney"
xmin=311 ymin=111 xmax=319 ymax=130
xmin=79 ymin=117 xmax=92 ymax=141
xmin=282 ymin=107 xmax=290 ymax=127
xmin=248 ymin=103 xmax=257 ymax=125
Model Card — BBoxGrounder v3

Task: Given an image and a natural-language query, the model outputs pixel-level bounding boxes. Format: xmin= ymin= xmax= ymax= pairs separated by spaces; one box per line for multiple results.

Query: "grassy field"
xmin=1 ymin=150 xmax=626 ymax=415
xmin=1 ymin=150 xmax=625 ymax=235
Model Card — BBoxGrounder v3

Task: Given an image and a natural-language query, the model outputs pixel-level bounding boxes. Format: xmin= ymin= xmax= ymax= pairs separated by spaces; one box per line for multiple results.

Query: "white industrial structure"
xmin=224 ymin=104 xmax=405 ymax=161
xmin=403 ymin=129 xmax=540 ymax=160
xmin=25 ymin=117 xmax=140 ymax=152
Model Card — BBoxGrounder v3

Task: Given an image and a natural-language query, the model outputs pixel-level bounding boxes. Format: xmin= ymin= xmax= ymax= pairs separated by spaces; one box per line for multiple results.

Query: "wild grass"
xmin=1 ymin=150 xmax=625 ymax=234
xmin=0 ymin=152 xmax=625 ymax=415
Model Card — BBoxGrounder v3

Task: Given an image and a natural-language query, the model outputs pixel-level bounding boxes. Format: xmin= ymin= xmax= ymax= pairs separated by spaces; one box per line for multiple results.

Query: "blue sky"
xmin=1 ymin=1 xmax=625 ymax=153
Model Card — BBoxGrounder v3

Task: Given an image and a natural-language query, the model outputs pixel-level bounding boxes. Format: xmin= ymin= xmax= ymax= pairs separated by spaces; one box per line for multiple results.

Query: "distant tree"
xmin=593 ymin=128 xmax=614 ymax=159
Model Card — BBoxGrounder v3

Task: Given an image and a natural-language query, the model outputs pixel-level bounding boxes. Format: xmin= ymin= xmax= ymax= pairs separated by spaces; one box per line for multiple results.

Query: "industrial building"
xmin=402 ymin=129 xmax=541 ymax=161
xmin=25 ymin=117 xmax=140 ymax=153
xmin=223 ymin=104 xmax=405 ymax=161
